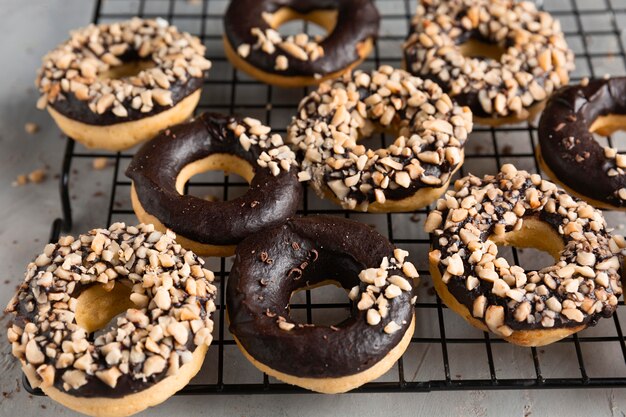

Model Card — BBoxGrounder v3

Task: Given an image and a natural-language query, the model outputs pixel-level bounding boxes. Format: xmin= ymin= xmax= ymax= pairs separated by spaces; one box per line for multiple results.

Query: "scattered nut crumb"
xmin=28 ymin=169 xmax=47 ymax=183
xmin=24 ymin=122 xmax=40 ymax=134
xmin=13 ymin=174 xmax=28 ymax=187
xmin=92 ymin=157 xmax=110 ymax=170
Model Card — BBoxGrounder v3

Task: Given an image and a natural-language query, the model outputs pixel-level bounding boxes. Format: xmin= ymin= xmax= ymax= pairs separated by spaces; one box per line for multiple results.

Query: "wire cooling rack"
xmin=25 ymin=0 xmax=626 ymax=396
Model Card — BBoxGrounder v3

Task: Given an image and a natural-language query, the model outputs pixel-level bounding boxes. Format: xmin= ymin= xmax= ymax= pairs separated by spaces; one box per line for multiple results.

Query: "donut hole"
xmin=488 ymin=217 xmax=564 ymax=271
xmin=99 ymin=60 xmax=155 ymax=80
xmin=457 ymin=38 xmax=506 ymax=61
xmin=289 ymin=281 xmax=351 ymax=326
xmin=262 ymin=7 xmax=338 ymax=42
xmin=357 ymin=131 xmax=396 ymax=150
xmin=75 ymin=281 xmax=137 ymax=333
xmin=589 ymin=115 xmax=626 ymax=150
xmin=175 ymin=154 xmax=254 ymax=200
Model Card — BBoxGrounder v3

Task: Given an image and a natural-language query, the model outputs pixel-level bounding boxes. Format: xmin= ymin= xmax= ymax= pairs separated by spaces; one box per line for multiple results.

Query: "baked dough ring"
xmin=5 ymin=223 xmax=217 ymax=416
xmin=227 ymin=216 xmax=418 ymax=393
xmin=426 ymin=164 xmax=624 ymax=346
xmin=127 ymin=113 xmax=302 ymax=257
xmin=36 ymin=18 xmax=211 ymax=150
xmin=288 ymin=65 xmax=472 ymax=212
xmin=403 ymin=0 xmax=574 ymax=125
xmin=223 ymin=0 xmax=379 ymax=87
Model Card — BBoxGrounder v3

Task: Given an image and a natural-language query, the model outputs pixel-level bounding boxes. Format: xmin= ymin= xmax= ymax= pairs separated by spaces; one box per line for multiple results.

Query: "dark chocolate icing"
xmin=403 ymin=0 xmax=573 ymax=120
xmin=7 ymin=224 xmax=215 ymax=398
xmin=13 ymin=283 xmax=191 ymax=398
xmin=126 ymin=113 xmax=302 ymax=246
xmin=538 ymin=78 xmax=626 ymax=208
xmin=224 ymin=0 xmax=380 ymax=77
xmin=430 ymin=174 xmax=619 ymax=331
xmin=435 ymin=215 xmax=614 ymax=331
xmin=227 ymin=216 xmax=417 ymax=378
xmin=51 ymin=79 xmax=203 ymax=126
xmin=50 ymin=49 xmax=205 ymax=126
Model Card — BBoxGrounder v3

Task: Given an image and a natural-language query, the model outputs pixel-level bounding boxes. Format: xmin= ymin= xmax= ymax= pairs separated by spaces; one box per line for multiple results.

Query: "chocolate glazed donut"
xmin=126 ymin=113 xmax=302 ymax=257
xmin=223 ymin=0 xmax=380 ymax=86
xmin=37 ymin=18 xmax=212 ymax=151
xmin=227 ymin=216 xmax=419 ymax=393
xmin=426 ymin=165 xmax=624 ymax=346
xmin=538 ymin=78 xmax=626 ymax=209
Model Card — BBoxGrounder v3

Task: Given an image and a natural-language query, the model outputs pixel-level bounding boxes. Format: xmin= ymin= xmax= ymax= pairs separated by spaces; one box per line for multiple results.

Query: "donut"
xmin=403 ymin=0 xmax=574 ymax=125
xmin=287 ymin=65 xmax=473 ymax=212
xmin=126 ymin=112 xmax=302 ymax=257
xmin=223 ymin=0 xmax=379 ymax=87
xmin=5 ymin=223 xmax=217 ymax=417
xmin=426 ymin=164 xmax=624 ymax=346
xmin=538 ymin=77 xmax=626 ymax=210
xmin=36 ymin=18 xmax=212 ymax=151
xmin=227 ymin=216 xmax=419 ymax=393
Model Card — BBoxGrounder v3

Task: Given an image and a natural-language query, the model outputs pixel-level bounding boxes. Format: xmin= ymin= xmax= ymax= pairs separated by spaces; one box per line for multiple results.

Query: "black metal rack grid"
xmin=25 ymin=0 xmax=626 ymax=396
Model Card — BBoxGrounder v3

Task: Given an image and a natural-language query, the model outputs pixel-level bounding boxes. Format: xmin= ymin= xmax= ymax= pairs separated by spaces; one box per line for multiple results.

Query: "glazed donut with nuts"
xmin=5 ymin=223 xmax=216 ymax=417
xmin=127 ymin=113 xmax=302 ymax=257
xmin=538 ymin=77 xmax=626 ymax=210
xmin=288 ymin=65 xmax=473 ymax=212
xmin=223 ymin=0 xmax=379 ymax=87
xmin=426 ymin=165 xmax=624 ymax=346
xmin=227 ymin=216 xmax=418 ymax=393
xmin=404 ymin=0 xmax=574 ymax=125
xmin=36 ymin=18 xmax=212 ymax=150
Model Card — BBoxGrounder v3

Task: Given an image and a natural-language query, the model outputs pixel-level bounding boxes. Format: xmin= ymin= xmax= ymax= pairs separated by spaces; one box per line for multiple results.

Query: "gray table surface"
xmin=1 ymin=1 xmax=626 ymax=416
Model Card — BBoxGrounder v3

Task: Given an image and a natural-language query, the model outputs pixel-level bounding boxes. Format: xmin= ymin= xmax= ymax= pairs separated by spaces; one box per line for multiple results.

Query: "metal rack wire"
xmin=25 ymin=0 xmax=626 ymax=396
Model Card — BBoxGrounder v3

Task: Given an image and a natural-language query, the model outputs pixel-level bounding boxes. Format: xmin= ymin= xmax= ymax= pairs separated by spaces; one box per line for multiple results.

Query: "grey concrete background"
xmin=1 ymin=1 xmax=626 ymax=416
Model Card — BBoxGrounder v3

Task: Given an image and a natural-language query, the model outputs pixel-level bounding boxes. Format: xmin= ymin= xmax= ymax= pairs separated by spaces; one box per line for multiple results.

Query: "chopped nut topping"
xmin=288 ymin=66 xmax=472 ymax=211
xmin=227 ymin=117 xmax=296 ymax=176
xmin=429 ymin=164 xmax=623 ymax=333
xmin=5 ymin=223 xmax=216 ymax=393
xmin=278 ymin=320 xmax=296 ymax=331
xmin=245 ymin=27 xmax=324 ymax=66
xmin=404 ymin=0 xmax=574 ymax=118
xmin=384 ymin=321 xmax=402 ymax=334
xmin=36 ymin=18 xmax=212 ymax=118
xmin=350 ymin=252 xmax=419 ymax=332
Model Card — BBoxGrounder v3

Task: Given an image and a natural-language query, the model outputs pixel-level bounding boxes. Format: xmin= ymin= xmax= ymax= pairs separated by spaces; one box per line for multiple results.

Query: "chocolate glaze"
xmin=8 ymin=229 xmax=213 ymax=399
xmin=51 ymin=80 xmax=203 ymax=126
xmin=403 ymin=3 xmax=570 ymax=120
xmin=431 ymin=177 xmax=618 ymax=331
xmin=12 ymin=286 xmax=186 ymax=398
xmin=333 ymin=88 xmax=455 ymax=204
xmin=291 ymin=80 xmax=468 ymax=207
xmin=50 ymin=48 xmax=205 ymax=126
xmin=227 ymin=216 xmax=417 ymax=378
xmin=539 ymin=78 xmax=626 ymax=207
xmin=126 ymin=113 xmax=302 ymax=246
xmin=413 ymin=31 xmax=510 ymax=119
xmin=224 ymin=0 xmax=380 ymax=77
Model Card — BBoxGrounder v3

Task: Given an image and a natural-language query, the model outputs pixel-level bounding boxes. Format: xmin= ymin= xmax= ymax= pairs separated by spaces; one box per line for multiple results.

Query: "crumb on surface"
xmin=24 ymin=122 xmax=40 ymax=134
xmin=28 ymin=169 xmax=46 ymax=183
xmin=13 ymin=168 xmax=47 ymax=186
xmin=92 ymin=157 xmax=110 ymax=170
